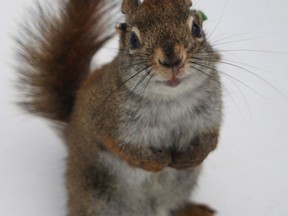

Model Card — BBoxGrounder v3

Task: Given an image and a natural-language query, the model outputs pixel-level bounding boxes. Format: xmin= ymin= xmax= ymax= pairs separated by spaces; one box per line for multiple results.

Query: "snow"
xmin=0 ymin=0 xmax=288 ymax=215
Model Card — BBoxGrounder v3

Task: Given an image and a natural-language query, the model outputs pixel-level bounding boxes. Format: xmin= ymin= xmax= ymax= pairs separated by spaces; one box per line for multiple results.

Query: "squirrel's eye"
xmin=129 ymin=32 xmax=141 ymax=50
xmin=192 ymin=22 xmax=202 ymax=38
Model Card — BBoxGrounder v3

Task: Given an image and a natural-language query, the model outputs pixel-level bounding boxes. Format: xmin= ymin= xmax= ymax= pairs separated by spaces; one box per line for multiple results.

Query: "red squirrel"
xmin=16 ymin=0 xmax=222 ymax=215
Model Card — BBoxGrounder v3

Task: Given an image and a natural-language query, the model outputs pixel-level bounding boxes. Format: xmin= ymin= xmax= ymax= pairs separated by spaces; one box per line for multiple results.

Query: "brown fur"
xmin=17 ymin=0 xmax=222 ymax=215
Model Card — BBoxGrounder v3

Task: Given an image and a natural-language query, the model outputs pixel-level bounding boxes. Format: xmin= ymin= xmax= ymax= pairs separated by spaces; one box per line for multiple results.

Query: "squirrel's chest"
xmin=118 ymin=98 xmax=206 ymax=149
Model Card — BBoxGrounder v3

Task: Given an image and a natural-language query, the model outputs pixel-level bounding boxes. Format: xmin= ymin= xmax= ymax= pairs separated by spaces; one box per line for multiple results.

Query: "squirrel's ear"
xmin=116 ymin=23 xmax=128 ymax=49
xmin=122 ymin=0 xmax=141 ymax=15
xmin=194 ymin=10 xmax=207 ymax=26
xmin=185 ymin=0 xmax=193 ymax=7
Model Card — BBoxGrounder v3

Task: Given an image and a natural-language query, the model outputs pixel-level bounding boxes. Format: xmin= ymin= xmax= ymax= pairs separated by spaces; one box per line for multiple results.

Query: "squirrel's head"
xmin=117 ymin=0 xmax=218 ymax=98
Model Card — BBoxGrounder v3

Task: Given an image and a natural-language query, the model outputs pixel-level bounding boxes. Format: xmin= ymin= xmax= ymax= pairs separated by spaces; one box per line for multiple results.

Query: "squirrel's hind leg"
xmin=171 ymin=203 xmax=216 ymax=216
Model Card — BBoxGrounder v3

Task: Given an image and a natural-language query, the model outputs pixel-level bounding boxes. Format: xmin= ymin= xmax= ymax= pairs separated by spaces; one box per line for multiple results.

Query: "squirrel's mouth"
xmin=155 ymin=75 xmax=189 ymax=88
xmin=152 ymin=66 xmax=191 ymax=88
xmin=153 ymin=65 xmax=190 ymax=88
xmin=166 ymin=75 xmax=181 ymax=87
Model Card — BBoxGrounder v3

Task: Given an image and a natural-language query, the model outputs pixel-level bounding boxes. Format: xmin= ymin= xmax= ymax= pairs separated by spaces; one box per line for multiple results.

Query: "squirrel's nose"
xmin=158 ymin=57 xmax=183 ymax=68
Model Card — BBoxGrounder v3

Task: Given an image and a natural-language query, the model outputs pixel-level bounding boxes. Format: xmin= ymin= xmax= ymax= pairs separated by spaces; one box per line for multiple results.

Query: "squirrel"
xmin=16 ymin=0 xmax=222 ymax=215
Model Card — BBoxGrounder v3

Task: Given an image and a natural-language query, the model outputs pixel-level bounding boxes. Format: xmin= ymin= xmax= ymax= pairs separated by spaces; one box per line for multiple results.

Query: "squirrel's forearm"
xmin=101 ymin=137 xmax=171 ymax=172
xmin=100 ymin=129 xmax=219 ymax=172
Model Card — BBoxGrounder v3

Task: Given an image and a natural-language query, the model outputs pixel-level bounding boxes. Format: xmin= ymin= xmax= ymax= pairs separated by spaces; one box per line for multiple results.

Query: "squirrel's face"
xmin=118 ymin=0 xmax=218 ymax=98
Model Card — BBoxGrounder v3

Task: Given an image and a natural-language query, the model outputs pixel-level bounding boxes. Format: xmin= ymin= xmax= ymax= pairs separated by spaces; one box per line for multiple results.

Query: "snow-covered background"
xmin=1 ymin=0 xmax=288 ymax=215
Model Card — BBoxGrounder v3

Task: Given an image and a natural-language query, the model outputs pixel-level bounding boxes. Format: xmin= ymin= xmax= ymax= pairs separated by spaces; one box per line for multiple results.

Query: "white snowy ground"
xmin=1 ymin=0 xmax=288 ymax=215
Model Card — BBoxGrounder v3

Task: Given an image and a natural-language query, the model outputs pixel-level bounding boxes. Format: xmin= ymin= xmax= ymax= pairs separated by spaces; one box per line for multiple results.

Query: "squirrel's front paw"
xmin=170 ymin=145 xmax=206 ymax=169
xmin=170 ymin=132 xmax=219 ymax=170
xmin=124 ymin=146 xmax=172 ymax=172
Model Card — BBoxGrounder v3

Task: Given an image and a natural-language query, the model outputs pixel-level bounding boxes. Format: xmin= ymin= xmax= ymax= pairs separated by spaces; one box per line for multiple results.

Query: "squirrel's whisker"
xmin=188 ymin=62 xmax=246 ymax=114
xmin=126 ymin=69 xmax=153 ymax=100
xmin=100 ymin=65 xmax=152 ymax=107
xmin=190 ymin=59 xmax=266 ymax=98
xmin=191 ymin=55 xmax=286 ymax=98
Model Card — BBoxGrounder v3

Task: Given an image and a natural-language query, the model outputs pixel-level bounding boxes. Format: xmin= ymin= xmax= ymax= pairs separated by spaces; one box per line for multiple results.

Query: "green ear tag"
xmin=199 ymin=10 xmax=208 ymax=22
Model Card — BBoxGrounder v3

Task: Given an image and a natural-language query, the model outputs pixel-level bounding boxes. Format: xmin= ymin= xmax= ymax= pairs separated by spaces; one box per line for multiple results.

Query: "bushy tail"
xmin=16 ymin=0 xmax=117 ymax=122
